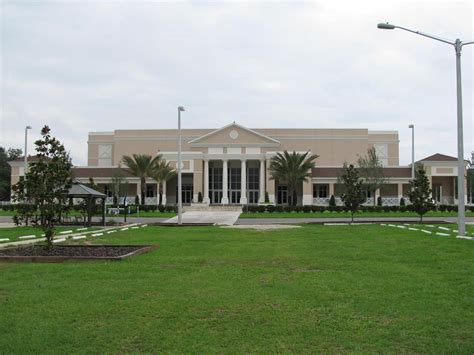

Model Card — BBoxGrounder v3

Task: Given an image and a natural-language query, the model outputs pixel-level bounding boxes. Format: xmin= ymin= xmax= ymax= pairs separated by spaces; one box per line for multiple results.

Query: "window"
xmin=146 ymin=184 xmax=156 ymax=197
xmin=98 ymin=144 xmax=112 ymax=166
xmin=313 ymin=184 xmax=329 ymax=198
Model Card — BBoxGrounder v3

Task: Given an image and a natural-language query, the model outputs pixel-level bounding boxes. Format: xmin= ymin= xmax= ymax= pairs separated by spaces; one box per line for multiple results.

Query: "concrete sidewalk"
xmin=163 ymin=211 xmax=241 ymax=226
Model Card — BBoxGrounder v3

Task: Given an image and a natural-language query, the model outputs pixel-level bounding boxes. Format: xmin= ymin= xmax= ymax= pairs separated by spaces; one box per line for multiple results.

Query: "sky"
xmin=1 ymin=0 xmax=473 ymax=166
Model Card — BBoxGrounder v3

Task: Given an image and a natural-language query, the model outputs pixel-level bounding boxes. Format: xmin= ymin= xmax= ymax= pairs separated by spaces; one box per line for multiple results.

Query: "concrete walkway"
xmin=163 ymin=211 xmax=241 ymax=226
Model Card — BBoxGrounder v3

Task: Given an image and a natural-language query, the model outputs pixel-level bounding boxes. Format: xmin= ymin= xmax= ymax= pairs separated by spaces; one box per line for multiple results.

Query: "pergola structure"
xmin=67 ymin=182 xmax=106 ymax=227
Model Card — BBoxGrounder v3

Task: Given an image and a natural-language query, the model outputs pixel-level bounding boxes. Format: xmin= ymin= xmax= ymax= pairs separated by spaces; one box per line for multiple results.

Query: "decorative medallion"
xmin=229 ymin=130 xmax=239 ymax=140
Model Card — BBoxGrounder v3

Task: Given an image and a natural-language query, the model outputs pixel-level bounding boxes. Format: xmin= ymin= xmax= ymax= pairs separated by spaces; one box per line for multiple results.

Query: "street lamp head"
xmin=26 ymin=125 xmax=32 ymax=130
xmin=408 ymin=124 xmax=414 ymax=128
xmin=377 ymin=23 xmax=395 ymax=30
xmin=178 ymin=106 xmax=185 ymax=112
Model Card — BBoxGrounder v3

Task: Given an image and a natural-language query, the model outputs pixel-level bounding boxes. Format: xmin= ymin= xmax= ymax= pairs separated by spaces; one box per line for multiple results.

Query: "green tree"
xmin=0 ymin=147 xmax=23 ymax=201
xmin=357 ymin=147 xmax=387 ymax=205
xmin=152 ymin=159 xmax=176 ymax=206
xmin=122 ymin=154 xmax=162 ymax=205
xmin=11 ymin=126 xmax=73 ymax=248
xmin=408 ymin=165 xmax=435 ymax=223
xmin=269 ymin=151 xmax=318 ymax=206
xmin=338 ymin=163 xmax=366 ymax=223
xmin=109 ymin=166 xmax=129 ymax=207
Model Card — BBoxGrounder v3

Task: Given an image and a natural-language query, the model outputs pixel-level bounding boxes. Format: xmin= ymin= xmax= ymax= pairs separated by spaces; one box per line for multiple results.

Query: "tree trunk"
xmin=351 ymin=212 xmax=354 ymax=224
xmin=158 ymin=182 xmax=163 ymax=206
xmin=141 ymin=177 xmax=146 ymax=205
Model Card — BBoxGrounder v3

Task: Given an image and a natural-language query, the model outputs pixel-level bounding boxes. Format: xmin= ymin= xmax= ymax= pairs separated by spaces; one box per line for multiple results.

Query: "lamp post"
xmin=408 ymin=124 xmax=415 ymax=179
xmin=377 ymin=22 xmax=473 ymax=237
xmin=177 ymin=106 xmax=185 ymax=225
xmin=24 ymin=126 xmax=32 ymax=178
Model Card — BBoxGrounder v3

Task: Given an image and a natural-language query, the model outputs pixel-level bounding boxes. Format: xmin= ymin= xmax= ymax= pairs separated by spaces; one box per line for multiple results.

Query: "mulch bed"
xmin=0 ymin=245 xmax=157 ymax=262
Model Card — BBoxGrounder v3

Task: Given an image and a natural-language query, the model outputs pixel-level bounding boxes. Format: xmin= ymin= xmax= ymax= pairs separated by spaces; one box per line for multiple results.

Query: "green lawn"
xmin=0 ymin=226 xmax=97 ymax=243
xmin=1 ymin=224 xmax=474 ymax=353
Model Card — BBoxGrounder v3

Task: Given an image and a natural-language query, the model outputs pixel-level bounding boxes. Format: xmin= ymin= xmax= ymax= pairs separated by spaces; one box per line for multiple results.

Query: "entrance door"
xmin=228 ymin=167 xmax=241 ymax=204
xmin=209 ymin=166 xmax=223 ymax=204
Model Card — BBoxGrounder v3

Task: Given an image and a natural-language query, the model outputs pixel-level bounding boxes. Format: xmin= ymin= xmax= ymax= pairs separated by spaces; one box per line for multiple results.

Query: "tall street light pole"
xmin=377 ymin=22 xmax=473 ymax=237
xmin=408 ymin=124 xmax=415 ymax=179
xmin=177 ymin=106 xmax=185 ymax=225
xmin=24 ymin=126 xmax=32 ymax=178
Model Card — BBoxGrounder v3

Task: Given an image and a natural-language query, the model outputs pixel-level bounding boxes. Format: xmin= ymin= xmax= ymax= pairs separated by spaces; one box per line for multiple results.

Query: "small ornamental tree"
xmin=408 ymin=165 xmax=435 ymax=223
xmin=12 ymin=126 xmax=73 ymax=248
xmin=338 ymin=163 xmax=366 ymax=223
xmin=357 ymin=147 xmax=387 ymax=206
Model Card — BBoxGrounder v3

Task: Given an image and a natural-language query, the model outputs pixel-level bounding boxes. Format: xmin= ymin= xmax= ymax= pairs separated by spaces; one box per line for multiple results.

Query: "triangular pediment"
xmin=189 ymin=122 xmax=280 ymax=146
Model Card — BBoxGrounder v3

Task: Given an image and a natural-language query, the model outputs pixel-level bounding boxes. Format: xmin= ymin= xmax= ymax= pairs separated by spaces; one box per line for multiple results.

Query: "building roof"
xmin=312 ymin=167 xmax=412 ymax=178
xmin=72 ymin=167 xmax=134 ymax=178
xmin=68 ymin=182 xmax=106 ymax=198
xmin=419 ymin=153 xmax=457 ymax=162
xmin=10 ymin=156 xmax=51 ymax=163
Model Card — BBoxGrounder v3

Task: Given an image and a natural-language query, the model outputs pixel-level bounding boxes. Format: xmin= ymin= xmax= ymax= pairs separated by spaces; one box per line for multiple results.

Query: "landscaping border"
xmin=0 ymin=244 xmax=158 ymax=263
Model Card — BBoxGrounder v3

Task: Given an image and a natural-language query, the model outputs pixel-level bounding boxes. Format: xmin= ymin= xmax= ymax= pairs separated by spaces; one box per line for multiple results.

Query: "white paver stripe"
xmin=0 ymin=238 xmax=10 ymax=242
xmin=141 ymin=224 xmax=148 ymax=228
xmin=408 ymin=228 xmax=419 ymax=231
xmin=131 ymin=226 xmax=139 ymax=229
xmin=457 ymin=235 xmax=474 ymax=240
xmin=380 ymin=223 xmax=386 ymax=226
xmin=396 ymin=225 xmax=406 ymax=229
xmin=438 ymin=226 xmax=450 ymax=231
xmin=53 ymin=238 xmax=66 ymax=243
xmin=436 ymin=232 xmax=450 ymax=236
xmin=106 ymin=230 xmax=117 ymax=234
xmin=59 ymin=230 xmax=73 ymax=234
xmin=19 ymin=235 xmax=36 ymax=239
xmin=121 ymin=228 xmax=129 ymax=231
xmin=76 ymin=227 xmax=88 ymax=231
xmin=421 ymin=230 xmax=432 ymax=234
xmin=388 ymin=224 xmax=397 ymax=227
xmin=426 ymin=225 xmax=435 ymax=228
xmin=91 ymin=233 xmax=103 ymax=237
xmin=72 ymin=235 xmax=86 ymax=240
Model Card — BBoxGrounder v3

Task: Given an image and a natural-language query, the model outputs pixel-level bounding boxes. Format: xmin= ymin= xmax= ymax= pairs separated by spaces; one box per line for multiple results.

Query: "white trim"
xmin=188 ymin=122 xmax=280 ymax=144
xmin=368 ymin=130 xmax=398 ymax=134
xmin=89 ymin=131 xmax=114 ymax=136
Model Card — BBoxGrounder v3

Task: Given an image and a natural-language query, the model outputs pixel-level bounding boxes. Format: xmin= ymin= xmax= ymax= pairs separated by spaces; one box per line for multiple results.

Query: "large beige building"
xmin=9 ymin=122 xmax=464 ymax=206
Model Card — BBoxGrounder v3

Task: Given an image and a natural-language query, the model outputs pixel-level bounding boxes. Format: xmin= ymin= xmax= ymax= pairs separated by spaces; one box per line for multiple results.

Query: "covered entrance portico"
xmin=204 ymin=159 xmax=265 ymax=205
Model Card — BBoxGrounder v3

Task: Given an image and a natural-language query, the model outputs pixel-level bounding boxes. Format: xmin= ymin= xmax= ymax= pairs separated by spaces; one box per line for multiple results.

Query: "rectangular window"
xmin=146 ymin=184 xmax=156 ymax=197
xmin=313 ymin=184 xmax=329 ymax=198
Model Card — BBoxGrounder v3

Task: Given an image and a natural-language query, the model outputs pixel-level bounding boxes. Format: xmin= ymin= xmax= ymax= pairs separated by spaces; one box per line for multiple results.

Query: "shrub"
xmin=158 ymin=205 xmax=165 ymax=212
xmin=400 ymin=197 xmax=405 ymax=206
xmin=135 ymin=195 xmax=140 ymax=205
xmin=266 ymin=205 xmax=276 ymax=213
xmin=198 ymin=192 xmax=203 ymax=203
xmin=303 ymin=205 xmax=312 ymax=213
xmin=329 ymin=195 xmax=336 ymax=207
xmin=377 ymin=196 xmax=382 ymax=206
xmin=258 ymin=205 xmax=267 ymax=213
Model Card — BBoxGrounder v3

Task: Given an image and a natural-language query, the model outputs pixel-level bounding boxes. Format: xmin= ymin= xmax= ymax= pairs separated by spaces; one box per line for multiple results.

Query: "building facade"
xmin=9 ymin=122 xmax=466 ymax=206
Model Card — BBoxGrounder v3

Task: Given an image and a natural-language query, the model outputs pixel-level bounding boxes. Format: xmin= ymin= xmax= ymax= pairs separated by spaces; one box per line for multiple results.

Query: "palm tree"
xmin=122 ymin=154 xmax=162 ymax=205
xmin=152 ymin=160 xmax=176 ymax=206
xmin=269 ymin=151 xmax=319 ymax=206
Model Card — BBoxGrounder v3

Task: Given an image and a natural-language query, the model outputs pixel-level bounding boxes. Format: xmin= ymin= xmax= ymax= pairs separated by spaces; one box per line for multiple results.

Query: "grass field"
xmin=1 ymin=224 xmax=474 ymax=353
xmin=0 ymin=226 xmax=98 ymax=243
xmin=240 ymin=210 xmax=472 ymax=218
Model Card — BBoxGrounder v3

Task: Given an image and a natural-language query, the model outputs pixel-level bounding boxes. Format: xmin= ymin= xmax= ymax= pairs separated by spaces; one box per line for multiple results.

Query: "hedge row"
xmin=243 ymin=204 xmax=474 ymax=213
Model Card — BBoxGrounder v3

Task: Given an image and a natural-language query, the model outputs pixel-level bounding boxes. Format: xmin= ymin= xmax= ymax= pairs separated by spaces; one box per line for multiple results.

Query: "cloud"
xmin=1 ymin=0 xmax=472 ymax=165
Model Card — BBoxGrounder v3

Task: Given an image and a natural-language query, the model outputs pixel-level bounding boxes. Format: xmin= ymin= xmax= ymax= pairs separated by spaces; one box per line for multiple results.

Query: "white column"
xmin=397 ymin=183 xmax=403 ymax=203
xmin=162 ymin=180 xmax=167 ymax=206
xmin=221 ymin=160 xmax=229 ymax=204
xmin=203 ymin=160 xmax=210 ymax=204
xmin=240 ymin=159 xmax=247 ymax=204
xmin=258 ymin=159 xmax=265 ymax=203
xmin=156 ymin=182 xmax=160 ymax=205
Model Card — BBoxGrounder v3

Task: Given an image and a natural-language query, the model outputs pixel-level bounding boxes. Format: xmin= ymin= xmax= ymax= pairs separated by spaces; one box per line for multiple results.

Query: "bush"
xmin=135 ymin=195 xmax=140 ymax=205
xmin=198 ymin=192 xmax=203 ymax=203
xmin=266 ymin=205 xmax=276 ymax=213
xmin=377 ymin=196 xmax=382 ymax=206
xmin=257 ymin=205 xmax=266 ymax=213
xmin=303 ymin=205 xmax=312 ymax=213
xmin=400 ymin=197 xmax=405 ymax=206
xmin=329 ymin=195 xmax=336 ymax=207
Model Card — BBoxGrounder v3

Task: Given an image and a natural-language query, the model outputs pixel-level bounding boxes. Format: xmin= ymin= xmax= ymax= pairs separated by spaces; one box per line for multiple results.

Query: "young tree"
xmin=152 ymin=159 xmax=176 ymax=206
xmin=357 ymin=147 xmax=387 ymax=205
xmin=11 ymin=126 xmax=73 ymax=248
xmin=269 ymin=151 xmax=319 ymax=206
xmin=338 ymin=163 xmax=366 ymax=223
xmin=109 ymin=166 xmax=128 ymax=207
xmin=408 ymin=165 xmax=435 ymax=223
xmin=122 ymin=154 xmax=162 ymax=205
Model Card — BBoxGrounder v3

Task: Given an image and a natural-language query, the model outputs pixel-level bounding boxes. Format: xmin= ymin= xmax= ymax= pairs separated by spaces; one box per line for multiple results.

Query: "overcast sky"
xmin=1 ymin=0 xmax=472 ymax=166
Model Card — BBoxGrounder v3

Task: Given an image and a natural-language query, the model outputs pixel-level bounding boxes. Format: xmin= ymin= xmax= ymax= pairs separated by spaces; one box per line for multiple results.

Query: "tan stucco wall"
xmin=87 ymin=126 xmax=399 ymax=169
